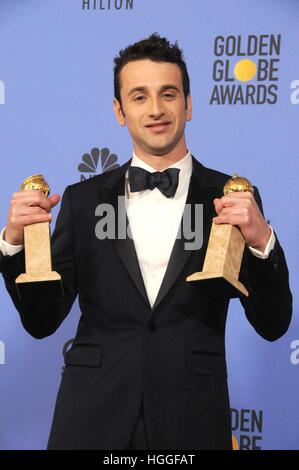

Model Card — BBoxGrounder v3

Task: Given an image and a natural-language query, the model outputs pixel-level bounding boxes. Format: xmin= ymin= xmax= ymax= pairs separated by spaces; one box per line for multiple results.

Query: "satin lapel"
xmin=97 ymin=163 xmax=151 ymax=309
xmin=151 ymin=159 xmax=217 ymax=313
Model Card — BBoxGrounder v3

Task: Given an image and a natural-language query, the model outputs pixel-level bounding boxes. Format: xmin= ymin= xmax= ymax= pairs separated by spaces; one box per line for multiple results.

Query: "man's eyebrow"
xmin=160 ymin=85 xmax=181 ymax=93
xmin=127 ymin=84 xmax=181 ymax=97
xmin=127 ymin=86 xmax=147 ymax=97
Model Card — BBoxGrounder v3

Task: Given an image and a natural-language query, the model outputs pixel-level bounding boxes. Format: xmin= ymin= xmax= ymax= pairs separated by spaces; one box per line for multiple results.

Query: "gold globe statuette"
xmin=20 ymin=174 xmax=50 ymax=197
xmin=223 ymin=173 xmax=253 ymax=196
xmin=15 ymin=174 xmax=62 ymax=299
xmin=186 ymin=173 xmax=254 ymax=297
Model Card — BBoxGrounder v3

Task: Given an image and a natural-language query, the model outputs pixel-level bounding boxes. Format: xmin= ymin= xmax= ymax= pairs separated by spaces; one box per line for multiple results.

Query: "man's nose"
xmin=148 ymin=97 xmax=165 ymax=118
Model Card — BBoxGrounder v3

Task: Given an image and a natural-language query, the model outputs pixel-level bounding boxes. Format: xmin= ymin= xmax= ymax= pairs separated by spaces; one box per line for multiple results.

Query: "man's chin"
xmin=145 ymin=144 xmax=176 ymax=157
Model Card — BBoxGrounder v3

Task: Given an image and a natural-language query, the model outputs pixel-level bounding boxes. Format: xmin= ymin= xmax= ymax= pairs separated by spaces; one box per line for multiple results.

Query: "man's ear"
xmin=113 ymin=98 xmax=126 ymax=126
xmin=186 ymin=94 xmax=192 ymax=122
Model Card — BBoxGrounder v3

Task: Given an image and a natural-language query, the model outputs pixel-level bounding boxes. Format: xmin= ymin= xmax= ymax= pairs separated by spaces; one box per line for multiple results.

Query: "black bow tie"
xmin=128 ymin=166 xmax=180 ymax=198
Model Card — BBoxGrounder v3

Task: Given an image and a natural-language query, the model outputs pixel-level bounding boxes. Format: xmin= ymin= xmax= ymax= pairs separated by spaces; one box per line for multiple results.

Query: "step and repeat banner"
xmin=0 ymin=0 xmax=298 ymax=450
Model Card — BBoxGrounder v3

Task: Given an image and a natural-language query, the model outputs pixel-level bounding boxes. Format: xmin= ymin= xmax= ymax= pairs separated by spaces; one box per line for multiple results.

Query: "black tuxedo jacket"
xmin=0 ymin=156 xmax=292 ymax=450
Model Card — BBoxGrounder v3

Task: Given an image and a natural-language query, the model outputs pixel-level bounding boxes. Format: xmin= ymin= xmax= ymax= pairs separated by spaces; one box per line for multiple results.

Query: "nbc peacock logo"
xmin=78 ymin=147 xmax=120 ymax=181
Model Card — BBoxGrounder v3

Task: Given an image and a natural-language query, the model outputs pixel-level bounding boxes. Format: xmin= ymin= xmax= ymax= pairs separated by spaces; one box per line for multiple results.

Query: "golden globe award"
xmin=186 ymin=174 xmax=254 ymax=297
xmin=15 ymin=174 xmax=62 ymax=299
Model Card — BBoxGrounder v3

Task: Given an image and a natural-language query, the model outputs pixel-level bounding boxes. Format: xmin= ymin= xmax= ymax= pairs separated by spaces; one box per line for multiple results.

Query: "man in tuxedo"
xmin=0 ymin=34 xmax=292 ymax=450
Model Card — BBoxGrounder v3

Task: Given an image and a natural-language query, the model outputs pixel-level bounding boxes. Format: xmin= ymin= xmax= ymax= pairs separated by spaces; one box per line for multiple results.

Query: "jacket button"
xmin=149 ymin=322 xmax=156 ymax=331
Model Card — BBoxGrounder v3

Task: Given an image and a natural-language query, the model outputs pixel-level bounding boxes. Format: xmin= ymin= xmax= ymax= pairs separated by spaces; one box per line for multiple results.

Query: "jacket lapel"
xmin=97 ymin=160 xmax=151 ymax=309
xmin=151 ymin=157 xmax=217 ymax=312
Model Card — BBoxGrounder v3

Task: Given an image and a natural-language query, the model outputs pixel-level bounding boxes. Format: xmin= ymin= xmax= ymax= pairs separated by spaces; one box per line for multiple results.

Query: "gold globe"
xmin=20 ymin=174 xmax=50 ymax=197
xmin=223 ymin=173 xmax=253 ymax=195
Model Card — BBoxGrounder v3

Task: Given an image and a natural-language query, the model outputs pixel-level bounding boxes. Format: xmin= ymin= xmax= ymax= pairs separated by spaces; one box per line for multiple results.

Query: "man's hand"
xmin=4 ymin=190 xmax=61 ymax=245
xmin=213 ymin=192 xmax=271 ymax=252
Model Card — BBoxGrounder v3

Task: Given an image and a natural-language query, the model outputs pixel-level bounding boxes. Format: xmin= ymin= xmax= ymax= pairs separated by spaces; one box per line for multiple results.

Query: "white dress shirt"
xmin=125 ymin=150 xmax=193 ymax=307
xmin=0 ymin=150 xmax=275 ymax=307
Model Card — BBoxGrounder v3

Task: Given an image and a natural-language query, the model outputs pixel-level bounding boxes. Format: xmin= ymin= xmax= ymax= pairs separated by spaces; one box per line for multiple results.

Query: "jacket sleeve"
xmin=238 ymin=186 xmax=292 ymax=341
xmin=0 ymin=185 xmax=78 ymax=338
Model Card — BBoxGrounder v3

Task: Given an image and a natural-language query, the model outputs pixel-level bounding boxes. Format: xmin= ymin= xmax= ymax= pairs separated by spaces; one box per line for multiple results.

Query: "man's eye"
xmin=162 ymin=93 xmax=175 ymax=99
xmin=134 ymin=95 xmax=146 ymax=101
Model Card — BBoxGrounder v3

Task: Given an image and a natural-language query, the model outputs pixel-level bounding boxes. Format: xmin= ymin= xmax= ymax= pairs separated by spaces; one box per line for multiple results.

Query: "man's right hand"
xmin=4 ymin=190 xmax=61 ymax=245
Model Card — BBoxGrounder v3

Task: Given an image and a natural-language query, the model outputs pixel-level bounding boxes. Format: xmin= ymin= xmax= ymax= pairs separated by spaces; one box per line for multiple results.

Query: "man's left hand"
xmin=213 ymin=192 xmax=271 ymax=252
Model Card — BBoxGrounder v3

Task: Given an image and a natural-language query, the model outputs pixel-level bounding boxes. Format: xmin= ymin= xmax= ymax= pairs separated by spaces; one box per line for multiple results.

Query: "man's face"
xmin=114 ymin=59 xmax=192 ymax=158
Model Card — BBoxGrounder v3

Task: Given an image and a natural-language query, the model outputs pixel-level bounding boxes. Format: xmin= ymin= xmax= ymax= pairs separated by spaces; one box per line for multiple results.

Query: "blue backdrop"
xmin=0 ymin=0 xmax=298 ymax=450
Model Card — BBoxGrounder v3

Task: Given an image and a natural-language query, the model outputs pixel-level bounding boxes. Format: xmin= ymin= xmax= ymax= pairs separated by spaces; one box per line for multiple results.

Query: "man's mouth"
xmin=145 ymin=121 xmax=171 ymax=133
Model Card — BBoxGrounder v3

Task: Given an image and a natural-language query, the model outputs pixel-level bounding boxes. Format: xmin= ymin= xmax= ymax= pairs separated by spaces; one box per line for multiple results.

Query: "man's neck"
xmin=132 ymin=147 xmax=189 ymax=171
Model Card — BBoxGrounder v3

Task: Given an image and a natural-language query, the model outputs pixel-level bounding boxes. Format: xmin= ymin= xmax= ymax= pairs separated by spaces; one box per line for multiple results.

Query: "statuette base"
xmin=186 ymin=222 xmax=249 ymax=297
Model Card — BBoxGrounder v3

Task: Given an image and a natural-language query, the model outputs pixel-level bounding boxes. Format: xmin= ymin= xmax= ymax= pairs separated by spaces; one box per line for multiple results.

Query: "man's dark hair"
xmin=114 ymin=33 xmax=190 ymax=109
